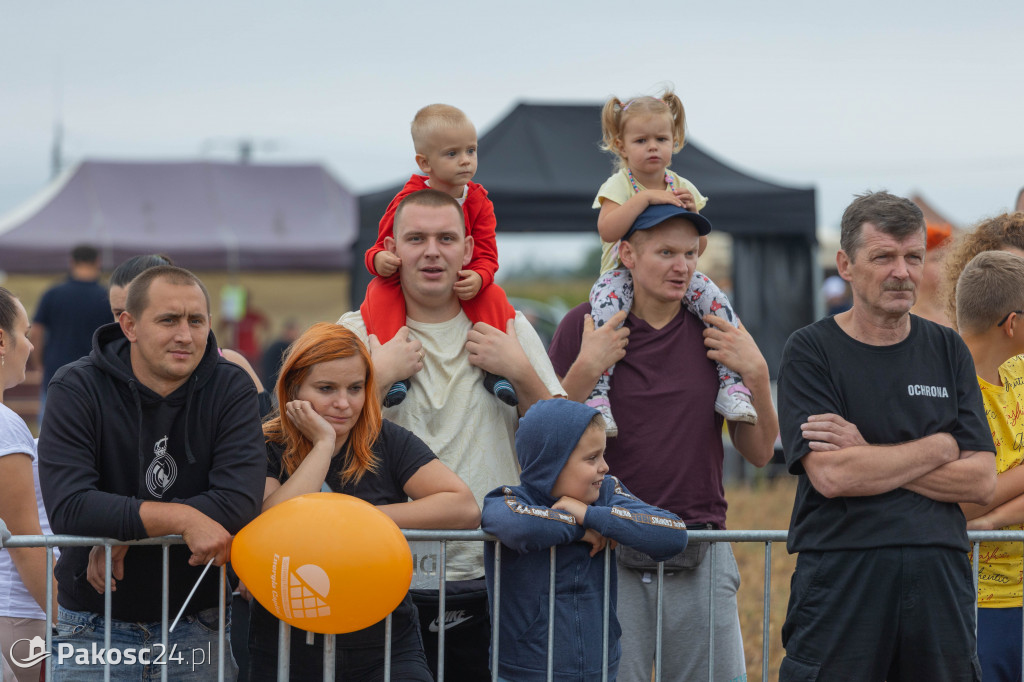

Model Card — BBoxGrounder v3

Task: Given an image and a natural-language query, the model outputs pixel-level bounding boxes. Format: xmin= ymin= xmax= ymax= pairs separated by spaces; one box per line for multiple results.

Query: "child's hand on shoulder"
xmin=552 ymin=495 xmax=588 ymax=525
xmin=375 ymin=251 xmax=402 ymax=277
xmin=454 ymin=270 xmax=482 ymax=300
xmin=671 ymin=188 xmax=697 ymax=212
xmin=580 ymin=528 xmax=618 ymax=557
xmin=644 ymin=189 xmax=684 ymax=208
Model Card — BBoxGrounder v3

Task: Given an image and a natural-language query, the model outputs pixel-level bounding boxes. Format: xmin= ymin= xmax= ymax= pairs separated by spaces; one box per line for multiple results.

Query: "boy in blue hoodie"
xmin=482 ymin=399 xmax=687 ymax=681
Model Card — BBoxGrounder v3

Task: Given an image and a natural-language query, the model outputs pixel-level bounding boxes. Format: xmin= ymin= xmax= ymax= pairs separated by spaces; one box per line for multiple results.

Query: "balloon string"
xmin=169 ymin=558 xmax=216 ymax=633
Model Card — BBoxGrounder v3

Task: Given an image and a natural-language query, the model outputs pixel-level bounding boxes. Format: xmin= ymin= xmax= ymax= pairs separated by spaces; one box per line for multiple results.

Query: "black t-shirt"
xmin=266 ymin=419 xmax=435 ymax=504
xmin=778 ymin=315 xmax=993 ymax=553
xmin=260 ymin=419 xmax=436 ymax=648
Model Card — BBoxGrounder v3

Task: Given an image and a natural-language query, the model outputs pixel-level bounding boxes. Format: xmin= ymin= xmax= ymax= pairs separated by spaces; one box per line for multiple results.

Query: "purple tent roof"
xmin=0 ymin=160 xmax=357 ymax=273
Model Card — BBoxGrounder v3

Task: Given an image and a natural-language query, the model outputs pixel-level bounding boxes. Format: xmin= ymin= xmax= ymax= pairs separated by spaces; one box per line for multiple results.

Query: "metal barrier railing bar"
xmin=3 ymin=525 xmax=1022 ymax=681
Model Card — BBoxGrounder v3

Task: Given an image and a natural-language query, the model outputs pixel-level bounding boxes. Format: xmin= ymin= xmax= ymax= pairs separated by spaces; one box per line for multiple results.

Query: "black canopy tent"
xmin=356 ymin=102 xmax=817 ymax=375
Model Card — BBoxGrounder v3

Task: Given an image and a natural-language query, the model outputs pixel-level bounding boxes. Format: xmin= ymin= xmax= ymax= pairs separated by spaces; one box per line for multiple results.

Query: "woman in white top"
xmin=0 ymin=286 xmax=54 ymax=682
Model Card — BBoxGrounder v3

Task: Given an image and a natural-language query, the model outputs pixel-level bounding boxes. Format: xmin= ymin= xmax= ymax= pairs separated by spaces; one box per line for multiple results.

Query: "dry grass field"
xmin=726 ymin=476 xmax=798 ymax=680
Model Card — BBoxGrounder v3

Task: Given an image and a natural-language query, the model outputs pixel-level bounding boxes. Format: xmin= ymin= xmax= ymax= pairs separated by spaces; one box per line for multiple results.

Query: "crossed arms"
xmin=961 ymin=458 xmax=1024 ymax=530
xmin=798 ymin=413 xmax=995 ymax=505
xmin=481 ymin=477 xmax=687 ymax=561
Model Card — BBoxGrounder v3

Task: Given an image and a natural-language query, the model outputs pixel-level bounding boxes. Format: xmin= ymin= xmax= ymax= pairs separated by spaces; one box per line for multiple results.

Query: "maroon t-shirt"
xmin=548 ymin=303 xmax=727 ymax=527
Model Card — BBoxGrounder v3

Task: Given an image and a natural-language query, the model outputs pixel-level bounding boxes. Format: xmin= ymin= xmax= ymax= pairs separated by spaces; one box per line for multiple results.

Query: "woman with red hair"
xmin=247 ymin=322 xmax=479 ymax=681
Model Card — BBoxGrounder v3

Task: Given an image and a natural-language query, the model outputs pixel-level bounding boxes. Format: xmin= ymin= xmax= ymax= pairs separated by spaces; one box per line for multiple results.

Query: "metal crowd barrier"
xmin=2 ymin=525 xmax=1022 ymax=681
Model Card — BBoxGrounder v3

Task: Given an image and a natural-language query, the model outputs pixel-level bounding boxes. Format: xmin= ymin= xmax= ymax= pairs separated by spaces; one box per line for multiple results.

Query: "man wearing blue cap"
xmin=549 ymin=204 xmax=779 ymax=681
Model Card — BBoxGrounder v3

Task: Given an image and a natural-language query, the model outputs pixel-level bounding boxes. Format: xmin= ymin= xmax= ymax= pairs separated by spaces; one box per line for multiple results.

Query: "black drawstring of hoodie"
xmin=182 ymin=374 xmax=197 ymax=464
xmin=129 ymin=380 xmax=146 ymax=491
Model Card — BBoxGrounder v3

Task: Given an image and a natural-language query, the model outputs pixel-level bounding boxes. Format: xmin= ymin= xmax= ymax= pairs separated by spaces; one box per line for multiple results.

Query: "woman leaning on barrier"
xmin=244 ymin=322 xmax=480 ymax=681
xmin=0 ymin=286 xmax=57 ymax=682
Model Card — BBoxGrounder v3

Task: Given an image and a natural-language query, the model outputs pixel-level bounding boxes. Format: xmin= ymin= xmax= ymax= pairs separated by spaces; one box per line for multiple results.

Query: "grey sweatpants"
xmin=616 ymin=542 xmax=747 ymax=682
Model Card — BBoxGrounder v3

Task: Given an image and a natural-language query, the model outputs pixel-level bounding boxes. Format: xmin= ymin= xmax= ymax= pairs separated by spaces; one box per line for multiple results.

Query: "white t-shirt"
xmin=338 ymin=310 xmax=565 ymax=579
xmin=0 ymin=403 xmax=53 ymax=620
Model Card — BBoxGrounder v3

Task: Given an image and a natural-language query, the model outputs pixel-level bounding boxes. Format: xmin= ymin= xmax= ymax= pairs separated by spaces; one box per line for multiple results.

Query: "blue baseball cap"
xmin=624 ymin=204 xmax=713 ymax=240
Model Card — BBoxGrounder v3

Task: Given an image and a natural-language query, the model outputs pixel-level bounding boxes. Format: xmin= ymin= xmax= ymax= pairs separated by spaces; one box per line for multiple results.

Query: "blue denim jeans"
xmin=51 ymin=605 xmax=238 ymax=681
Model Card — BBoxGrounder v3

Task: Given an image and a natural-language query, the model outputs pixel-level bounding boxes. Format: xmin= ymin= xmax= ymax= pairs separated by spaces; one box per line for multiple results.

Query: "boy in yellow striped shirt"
xmin=957 ymin=249 xmax=1024 ymax=681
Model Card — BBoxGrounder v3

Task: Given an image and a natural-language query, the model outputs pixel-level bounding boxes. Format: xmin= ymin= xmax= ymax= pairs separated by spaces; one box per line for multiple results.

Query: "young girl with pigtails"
xmin=587 ymin=89 xmax=757 ymax=436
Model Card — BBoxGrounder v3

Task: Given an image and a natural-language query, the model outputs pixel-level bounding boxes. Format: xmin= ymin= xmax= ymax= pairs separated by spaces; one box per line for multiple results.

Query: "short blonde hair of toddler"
xmin=411 ymin=104 xmax=476 ymax=155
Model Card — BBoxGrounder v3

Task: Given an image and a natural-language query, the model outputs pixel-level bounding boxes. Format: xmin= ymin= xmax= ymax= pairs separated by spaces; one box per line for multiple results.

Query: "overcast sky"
xmin=3 ymin=1 xmax=1023 ymax=267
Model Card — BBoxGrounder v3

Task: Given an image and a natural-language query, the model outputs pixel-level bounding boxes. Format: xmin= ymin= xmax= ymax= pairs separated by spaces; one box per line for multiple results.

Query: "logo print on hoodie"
xmin=145 ymin=436 xmax=177 ymax=498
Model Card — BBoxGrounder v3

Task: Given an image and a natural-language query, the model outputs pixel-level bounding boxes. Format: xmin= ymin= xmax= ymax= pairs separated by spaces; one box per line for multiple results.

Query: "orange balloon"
xmin=231 ymin=492 xmax=412 ymax=634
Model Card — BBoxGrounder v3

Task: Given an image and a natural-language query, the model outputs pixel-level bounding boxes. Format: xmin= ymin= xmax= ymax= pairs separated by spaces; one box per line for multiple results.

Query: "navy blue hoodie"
xmin=482 ymin=399 xmax=687 ymax=681
xmin=38 ymin=322 xmax=266 ymax=622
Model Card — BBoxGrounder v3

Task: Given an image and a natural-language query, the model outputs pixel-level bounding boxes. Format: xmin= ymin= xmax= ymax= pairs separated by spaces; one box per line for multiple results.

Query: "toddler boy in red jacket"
xmin=362 ymin=103 xmax=518 ymax=406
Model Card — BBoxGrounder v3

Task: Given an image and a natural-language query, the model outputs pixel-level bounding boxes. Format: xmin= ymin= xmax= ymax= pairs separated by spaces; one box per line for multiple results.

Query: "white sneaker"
xmin=715 ymin=385 xmax=758 ymax=425
xmin=586 ymin=397 xmax=619 ymax=437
